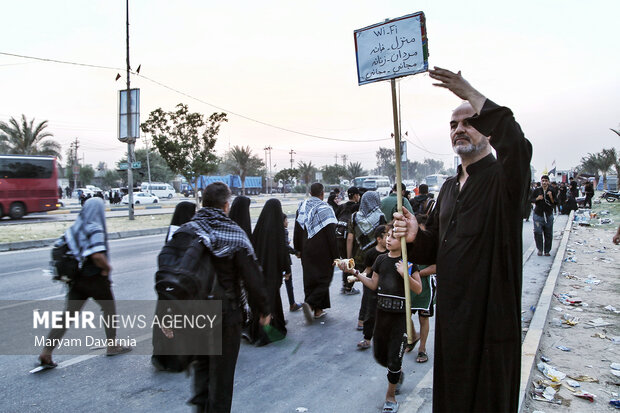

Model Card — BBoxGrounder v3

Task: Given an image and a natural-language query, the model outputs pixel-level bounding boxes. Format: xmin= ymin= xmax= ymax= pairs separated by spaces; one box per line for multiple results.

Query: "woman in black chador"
xmin=250 ymin=198 xmax=289 ymax=345
xmin=228 ymin=196 xmax=252 ymax=240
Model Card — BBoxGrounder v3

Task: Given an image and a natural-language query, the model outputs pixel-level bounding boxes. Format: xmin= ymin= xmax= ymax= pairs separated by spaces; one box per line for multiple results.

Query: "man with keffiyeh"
xmin=38 ymin=197 xmax=130 ymax=369
xmin=188 ymin=182 xmax=270 ymax=413
xmin=294 ymin=182 xmax=339 ymax=323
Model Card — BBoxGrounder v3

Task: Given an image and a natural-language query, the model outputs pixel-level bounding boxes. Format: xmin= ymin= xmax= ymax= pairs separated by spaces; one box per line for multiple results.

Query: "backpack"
xmin=335 ymin=203 xmax=357 ymax=239
xmin=50 ymin=235 xmax=79 ymax=284
xmin=152 ymin=225 xmax=222 ymax=372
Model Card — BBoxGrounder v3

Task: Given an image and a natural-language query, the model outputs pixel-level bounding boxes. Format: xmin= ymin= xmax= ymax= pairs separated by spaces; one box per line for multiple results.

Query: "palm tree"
xmin=224 ymin=145 xmax=263 ymax=195
xmin=297 ymin=161 xmax=316 ymax=194
xmin=598 ymin=148 xmax=617 ymax=190
xmin=346 ymin=162 xmax=365 ymax=180
xmin=0 ymin=115 xmax=62 ymax=159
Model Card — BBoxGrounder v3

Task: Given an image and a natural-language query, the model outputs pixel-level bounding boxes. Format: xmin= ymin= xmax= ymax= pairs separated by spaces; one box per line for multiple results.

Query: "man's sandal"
xmin=416 ymin=351 xmax=428 ymax=363
xmin=382 ymin=401 xmax=399 ymax=413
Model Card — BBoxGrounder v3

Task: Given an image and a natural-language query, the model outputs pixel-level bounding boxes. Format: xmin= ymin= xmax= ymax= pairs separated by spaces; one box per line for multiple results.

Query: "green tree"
xmin=297 ymin=161 xmax=316 ymax=193
xmin=0 ymin=115 xmax=62 ymax=159
xmin=141 ymin=104 xmax=227 ymax=205
xmin=274 ymin=168 xmax=299 ymax=184
xmin=322 ymin=164 xmax=347 ymax=184
xmin=79 ymin=165 xmax=95 ymax=186
xmin=375 ymin=147 xmax=395 ymax=177
xmin=346 ymin=162 xmax=365 ymax=180
xmin=118 ymin=148 xmax=176 ymax=184
xmin=598 ymin=149 xmax=617 ymax=190
xmin=102 ymin=170 xmax=121 ymax=188
xmin=219 ymin=145 xmax=265 ymax=195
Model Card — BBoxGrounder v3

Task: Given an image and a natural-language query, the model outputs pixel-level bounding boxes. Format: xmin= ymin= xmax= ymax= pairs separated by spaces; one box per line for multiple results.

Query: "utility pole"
xmin=125 ymin=0 xmax=135 ymax=220
xmin=263 ymin=146 xmax=272 ymax=193
xmin=72 ymin=138 xmax=79 ymax=191
xmin=342 ymin=154 xmax=348 ymax=167
xmin=334 ymin=153 xmax=339 ymax=165
xmin=289 ymin=149 xmax=295 ymax=169
xmin=144 ymin=133 xmax=152 ymax=192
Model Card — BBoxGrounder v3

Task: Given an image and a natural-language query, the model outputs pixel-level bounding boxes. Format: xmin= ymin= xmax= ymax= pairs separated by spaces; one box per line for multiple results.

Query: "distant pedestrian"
xmin=335 ymin=186 xmax=361 ymax=294
xmin=282 ymin=213 xmax=302 ymax=312
xmin=294 ymin=183 xmax=339 ymax=322
xmin=228 ymin=196 xmax=252 ymax=240
xmin=58 ymin=186 xmax=63 ymax=199
xmin=38 ymin=198 xmax=131 ymax=369
xmin=381 ymin=183 xmax=413 ymax=221
xmin=327 ymin=187 xmax=341 ymax=214
xmin=165 ymin=201 xmax=196 ymax=242
xmin=531 ymin=175 xmax=556 ymax=256
xmin=584 ymin=181 xmax=594 ymax=208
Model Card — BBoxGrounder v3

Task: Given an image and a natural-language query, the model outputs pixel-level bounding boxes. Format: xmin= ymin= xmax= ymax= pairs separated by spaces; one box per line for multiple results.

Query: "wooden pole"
xmin=390 ymin=78 xmax=414 ymax=344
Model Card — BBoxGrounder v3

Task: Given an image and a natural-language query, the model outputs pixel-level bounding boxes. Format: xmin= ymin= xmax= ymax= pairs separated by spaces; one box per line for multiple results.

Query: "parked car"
xmin=121 ymin=192 xmax=159 ymax=205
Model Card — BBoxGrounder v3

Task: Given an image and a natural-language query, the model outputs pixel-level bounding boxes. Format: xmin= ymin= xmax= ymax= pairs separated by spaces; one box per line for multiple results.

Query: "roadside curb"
xmin=518 ymin=211 xmax=574 ymax=412
xmin=0 ymin=227 xmax=168 ymax=252
xmin=45 ymin=204 xmax=174 ymax=215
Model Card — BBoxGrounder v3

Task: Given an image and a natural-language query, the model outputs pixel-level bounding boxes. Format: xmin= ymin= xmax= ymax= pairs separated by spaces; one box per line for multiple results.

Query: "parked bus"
xmin=0 ymin=154 xmax=60 ymax=219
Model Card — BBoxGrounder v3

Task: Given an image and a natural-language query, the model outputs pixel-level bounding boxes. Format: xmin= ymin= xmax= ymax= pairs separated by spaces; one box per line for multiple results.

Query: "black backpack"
xmin=335 ymin=203 xmax=357 ymax=239
xmin=152 ymin=225 xmax=221 ymax=372
xmin=50 ymin=235 xmax=79 ymax=284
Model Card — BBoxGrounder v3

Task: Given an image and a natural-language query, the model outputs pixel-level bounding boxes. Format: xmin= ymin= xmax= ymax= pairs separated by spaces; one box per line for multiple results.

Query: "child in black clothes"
xmin=340 ymin=225 xmax=422 ymax=412
xmin=356 ymin=225 xmax=387 ymax=350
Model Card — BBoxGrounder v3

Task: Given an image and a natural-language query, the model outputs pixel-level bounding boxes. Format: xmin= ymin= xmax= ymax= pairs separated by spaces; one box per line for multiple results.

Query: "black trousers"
xmin=192 ymin=322 xmax=241 ymax=413
xmin=45 ymin=275 xmax=116 ymax=352
xmin=373 ymin=310 xmax=407 ymax=384
xmin=358 ymin=285 xmax=377 ymax=340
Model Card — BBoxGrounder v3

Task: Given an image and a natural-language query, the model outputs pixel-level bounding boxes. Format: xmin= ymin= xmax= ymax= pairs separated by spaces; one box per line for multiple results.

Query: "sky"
xmin=1 ymin=0 xmax=619 ymax=178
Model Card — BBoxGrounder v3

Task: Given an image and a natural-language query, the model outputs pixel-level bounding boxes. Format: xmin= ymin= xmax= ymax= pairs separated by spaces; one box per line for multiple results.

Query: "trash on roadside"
xmin=568 ymin=374 xmax=599 ymax=383
xmin=613 ymin=337 xmax=620 ymax=344
xmin=551 ymin=318 xmax=562 ymax=327
xmin=557 ymin=345 xmax=571 ymax=352
xmin=588 ymin=318 xmax=613 ymax=327
xmin=610 ymin=399 xmax=620 ymax=409
xmin=611 ymin=363 xmax=620 ymax=371
xmin=584 ymin=278 xmax=601 ymax=285
xmin=538 ymin=362 xmax=567 ymax=382
xmin=592 ymin=332 xmax=607 ymax=339
xmin=295 ymin=408 xmax=309 ymax=412
xmin=562 ymin=314 xmax=579 ymax=326
xmin=599 ymin=210 xmax=610 ymax=215
xmin=573 ymin=391 xmax=596 ymax=402
xmin=566 ymin=379 xmax=581 ymax=388
xmin=564 ymin=256 xmax=578 ymax=263
xmin=612 ymin=370 xmax=620 ymax=378
xmin=604 ymin=305 xmax=620 ymax=314
xmin=553 ymin=306 xmax=563 ymax=312
xmin=593 ymin=256 xmax=614 ymax=263
xmin=532 ymin=395 xmax=562 ymax=404
xmin=540 ymin=355 xmax=551 ymax=363
xmin=600 ymin=218 xmax=613 ymax=225
xmin=530 ymin=305 xmax=536 ymax=312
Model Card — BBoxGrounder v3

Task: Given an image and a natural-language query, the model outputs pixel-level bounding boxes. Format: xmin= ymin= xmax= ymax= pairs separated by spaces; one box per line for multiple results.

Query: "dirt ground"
xmin=523 ymin=201 xmax=620 ymax=412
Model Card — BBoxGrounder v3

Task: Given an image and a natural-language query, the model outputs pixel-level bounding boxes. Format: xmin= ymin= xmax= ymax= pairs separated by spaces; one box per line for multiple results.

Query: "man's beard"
xmin=452 ymin=135 xmax=488 ymax=156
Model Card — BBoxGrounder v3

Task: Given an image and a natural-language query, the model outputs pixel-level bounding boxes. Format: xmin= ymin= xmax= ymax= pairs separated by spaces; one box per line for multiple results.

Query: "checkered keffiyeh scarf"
xmin=296 ymin=196 xmax=337 ymax=239
xmin=185 ymin=207 xmax=255 ymax=258
xmin=357 ymin=191 xmax=384 ymax=236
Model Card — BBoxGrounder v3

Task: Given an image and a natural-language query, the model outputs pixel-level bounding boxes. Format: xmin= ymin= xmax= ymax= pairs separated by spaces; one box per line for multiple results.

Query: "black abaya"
xmin=251 ymin=198 xmax=289 ymax=344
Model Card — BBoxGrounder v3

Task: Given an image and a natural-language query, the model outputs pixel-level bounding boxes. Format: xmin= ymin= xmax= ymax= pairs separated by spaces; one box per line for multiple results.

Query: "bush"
xmin=293 ymin=185 xmax=306 ymax=194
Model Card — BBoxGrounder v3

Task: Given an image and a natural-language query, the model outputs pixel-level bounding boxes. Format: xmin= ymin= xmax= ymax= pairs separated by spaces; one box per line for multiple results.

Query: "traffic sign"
xmin=119 ymin=163 xmax=129 ymax=170
xmin=131 ymin=161 xmax=141 ymax=169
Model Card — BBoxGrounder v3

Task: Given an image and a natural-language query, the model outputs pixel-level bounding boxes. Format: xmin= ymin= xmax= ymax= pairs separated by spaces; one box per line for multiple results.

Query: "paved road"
xmin=0 ymin=217 xmax=555 ymax=413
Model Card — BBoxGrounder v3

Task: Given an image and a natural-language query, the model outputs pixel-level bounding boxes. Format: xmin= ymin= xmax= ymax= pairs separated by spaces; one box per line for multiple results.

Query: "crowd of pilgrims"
xmin=525 ymin=176 xmax=593 ymax=220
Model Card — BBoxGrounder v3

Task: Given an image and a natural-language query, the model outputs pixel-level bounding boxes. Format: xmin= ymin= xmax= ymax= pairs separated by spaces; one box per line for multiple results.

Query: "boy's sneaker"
xmin=344 ymin=287 xmax=360 ymax=295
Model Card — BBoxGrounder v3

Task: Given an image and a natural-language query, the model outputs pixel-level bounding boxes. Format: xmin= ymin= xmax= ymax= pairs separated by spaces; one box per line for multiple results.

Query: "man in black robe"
xmin=393 ymin=67 xmax=532 ymax=412
xmin=294 ymin=182 xmax=339 ymax=322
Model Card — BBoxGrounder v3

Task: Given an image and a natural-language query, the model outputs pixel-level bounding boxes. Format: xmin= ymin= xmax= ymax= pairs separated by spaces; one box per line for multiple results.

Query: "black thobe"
xmin=294 ymin=221 xmax=338 ymax=310
xmin=410 ymin=100 xmax=532 ymax=412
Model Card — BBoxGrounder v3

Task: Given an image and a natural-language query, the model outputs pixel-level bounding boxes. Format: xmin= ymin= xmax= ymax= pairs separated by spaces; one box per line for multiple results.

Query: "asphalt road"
xmin=0 ymin=219 xmax=545 ymax=413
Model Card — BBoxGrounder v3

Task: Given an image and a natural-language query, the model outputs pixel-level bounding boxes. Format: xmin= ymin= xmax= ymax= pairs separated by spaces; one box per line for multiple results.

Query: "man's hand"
xmin=547 ymin=191 xmax=554 ymax=201
xmin=428 ymin=67 xmax=486 ymax=113
xmin=259 ymin=314 xmax=272 ymax=326
xmin=536 ymin=195 xmax=544 ymax=201
xmin=90 ymin=252 xmax=111 ymax=276
xmin=392 ymin=207 xmax=419 ymax=243
xmin=283 ymin=273 xmax=291 ymax=281
xmin=161 ymin=327 xmax=174 ymax=339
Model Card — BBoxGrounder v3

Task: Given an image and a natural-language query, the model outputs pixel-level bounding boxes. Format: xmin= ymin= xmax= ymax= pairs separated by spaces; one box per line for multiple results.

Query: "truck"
xmin=194 ymin=175 xmax=263 ymax=196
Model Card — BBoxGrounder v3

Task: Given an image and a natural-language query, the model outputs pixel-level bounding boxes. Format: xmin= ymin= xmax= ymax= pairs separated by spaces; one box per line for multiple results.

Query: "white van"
xmin=423 ymin=174 xmax=449 ymax=194
xmin=140 ymin=182 xmax=176 ymax=199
